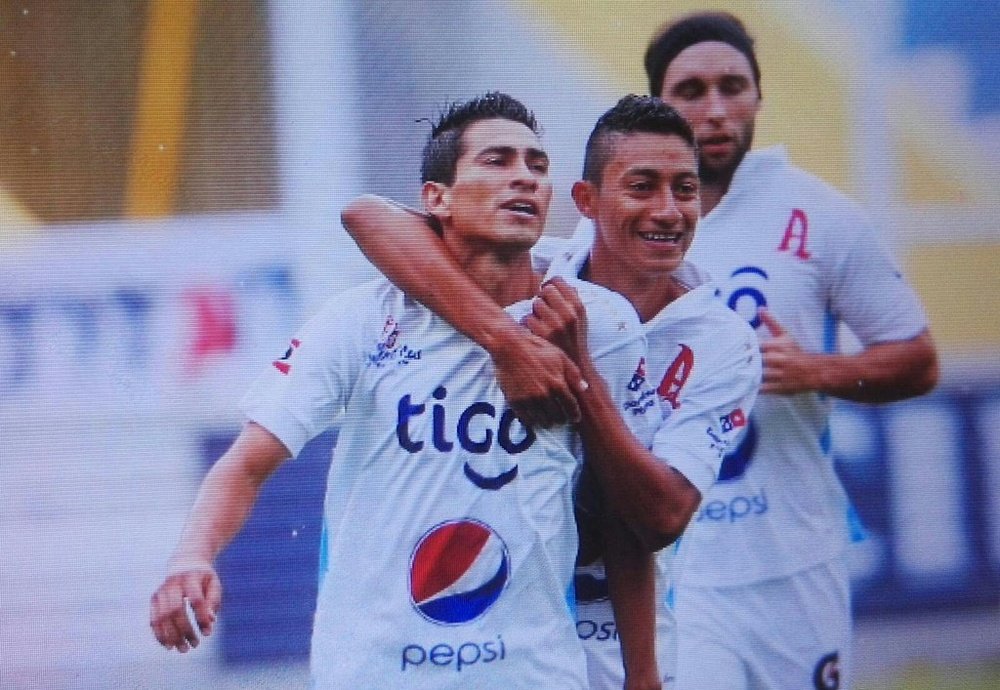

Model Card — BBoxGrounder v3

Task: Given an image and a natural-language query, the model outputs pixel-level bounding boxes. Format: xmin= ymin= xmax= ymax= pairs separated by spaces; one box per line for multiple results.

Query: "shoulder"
xmin=303 ymin=278 xmax=411 ymax=336
xmin=567 ymin=278 xmax=639 ymax=322
xmin=773 ymin=160 xmax=870 ymax=225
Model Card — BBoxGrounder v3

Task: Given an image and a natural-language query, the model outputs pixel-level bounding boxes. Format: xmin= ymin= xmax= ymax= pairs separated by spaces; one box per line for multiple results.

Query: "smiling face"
xmin=425 ymin=118 xmax=552 ymax=252
xmin=660 ymin=41 xmax=761 ymax=184
xmin=576 ymin=131 xmax=699 ymax=280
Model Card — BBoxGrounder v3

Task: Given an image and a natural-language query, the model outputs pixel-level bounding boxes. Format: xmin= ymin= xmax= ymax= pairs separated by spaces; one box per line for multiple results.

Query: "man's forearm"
xmin=576 ymin=361 xmax=700 ymax=549
xmin=341 ymin=196 xmax=586 ymax=426
xmin=605 ymin=519 xmax=660 ymax=689
xmin=808 ymin=332 xmax=938 ymax=403
xmin=341 ymin=195 xmax=515 ymax=350
xmin=171 ymin=424 xmax=289 ymax=567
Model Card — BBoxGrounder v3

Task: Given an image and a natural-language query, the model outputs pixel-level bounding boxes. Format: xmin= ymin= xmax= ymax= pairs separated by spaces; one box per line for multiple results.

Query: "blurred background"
xmin=1 ymin=1 xmax=998 ymax=688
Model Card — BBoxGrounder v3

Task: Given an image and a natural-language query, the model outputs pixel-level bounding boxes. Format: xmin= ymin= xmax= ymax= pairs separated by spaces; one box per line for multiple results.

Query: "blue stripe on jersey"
xmin=566 ymin=580 xmax=578 ymax=619
xmin=847 ymin=503 xmax=869 ymax=543
xmin=822 ymin=308 xmax=868 ymax=543
xmin=823 ymin=308 xmax=838 ymax=354
xmin=318 ymin=519 xmax=329 ymax=583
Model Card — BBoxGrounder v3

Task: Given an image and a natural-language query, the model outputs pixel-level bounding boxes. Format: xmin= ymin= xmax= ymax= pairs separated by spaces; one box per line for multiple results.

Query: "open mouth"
xmin=501 ymin=199 xmax=539 ymax=217
xmin=700 ymin=135 xmax=732 ymax=153
xmin=638 ymin=230 xmax=684 ymax=244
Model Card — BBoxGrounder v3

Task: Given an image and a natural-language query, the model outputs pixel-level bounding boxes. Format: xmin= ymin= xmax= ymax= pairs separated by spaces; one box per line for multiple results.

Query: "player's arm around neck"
xmin=759 ymin=310 xmax=939 ymax=402
xmin=341 ymin=195 xmax=586 ymax=426
xmin=150 ymin=422 xmax=290 ymax=653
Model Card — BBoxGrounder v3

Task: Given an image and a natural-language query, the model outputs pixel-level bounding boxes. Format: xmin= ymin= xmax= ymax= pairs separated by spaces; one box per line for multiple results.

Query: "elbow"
xmin=340 ymin=194 xmax=379 ymax=238
xmin=909 ymin=335 xmax=940 ymax=397
xmin=637 ymin=516 xmax=690 ymax=552
xmin=915 ymin=354 xmax=940 ymax=397
xmin=633 ymin=486 xmax=701 ymax=552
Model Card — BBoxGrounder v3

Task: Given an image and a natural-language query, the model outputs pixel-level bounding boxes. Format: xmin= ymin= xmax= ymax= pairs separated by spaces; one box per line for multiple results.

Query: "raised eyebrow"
xmin=475 ymin=145 xmax=548 ymax=163
xmin=670 ymin=76 xmax=705 ymax=95
xmin=475 ymin=145 xmax=516 ymax=159
xmin=720 ymin=73 xmax=751 ymax=87
xmin=525 ymin=147 xmax=549 ymax=165
xmin=625 ymin=167 xmax=661 ymax=180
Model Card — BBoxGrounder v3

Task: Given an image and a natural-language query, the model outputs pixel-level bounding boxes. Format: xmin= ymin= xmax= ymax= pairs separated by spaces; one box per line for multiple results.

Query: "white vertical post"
xmin=268 ymin=0 xmax=375 ymax=311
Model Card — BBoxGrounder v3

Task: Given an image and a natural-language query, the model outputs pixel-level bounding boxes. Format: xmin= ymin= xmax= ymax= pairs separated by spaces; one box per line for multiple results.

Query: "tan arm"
xmin=150 ymin=422 xmax=290 ymax=652
xmin=605 ymin=519 xmax=662 ymax=690
xmin=759 ymin=310 xmax=938 ymax=402
xmin=341 ymin=195 xmax=586 ymax=426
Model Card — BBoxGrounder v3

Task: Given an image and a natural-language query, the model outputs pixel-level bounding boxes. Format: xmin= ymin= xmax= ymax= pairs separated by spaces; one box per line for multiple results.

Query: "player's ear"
xmin=422 ymin=181 xmax=451 ymax=223
xmin=571 ymin=180 xmax=598 ymax=220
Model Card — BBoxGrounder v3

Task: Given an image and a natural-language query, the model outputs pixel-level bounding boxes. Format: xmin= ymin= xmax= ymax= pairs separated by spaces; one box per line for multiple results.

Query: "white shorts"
xmin=673 ymin=558 xmax=851 ymax=690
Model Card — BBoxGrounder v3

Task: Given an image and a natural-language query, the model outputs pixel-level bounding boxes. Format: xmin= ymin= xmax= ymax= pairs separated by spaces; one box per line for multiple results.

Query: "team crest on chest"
xmin=367 ymin=314 xmax=422 ymax=368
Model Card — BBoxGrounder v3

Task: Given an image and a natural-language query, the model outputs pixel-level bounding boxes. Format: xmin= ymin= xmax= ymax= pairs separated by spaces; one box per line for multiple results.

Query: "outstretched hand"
xmin=758 ymin=308 xmax=819 ymax=395
xmin=150 ymin=560 xmax=222 ymax=653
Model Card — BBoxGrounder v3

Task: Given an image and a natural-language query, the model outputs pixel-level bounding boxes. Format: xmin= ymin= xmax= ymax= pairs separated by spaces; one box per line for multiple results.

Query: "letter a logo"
xmin=658 ymin=344 xmax=694 ymax=409
xmin=778 ymin=208 xmax=811 ymax=260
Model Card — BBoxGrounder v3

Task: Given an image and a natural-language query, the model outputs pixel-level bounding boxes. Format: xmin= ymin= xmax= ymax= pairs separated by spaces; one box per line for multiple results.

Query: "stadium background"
xmin=2 ymin=1 xmax=998 ymax=687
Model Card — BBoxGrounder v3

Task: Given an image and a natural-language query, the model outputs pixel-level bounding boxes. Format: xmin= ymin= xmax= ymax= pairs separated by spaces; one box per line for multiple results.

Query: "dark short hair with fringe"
xmin=644 ymin=11 xmax=761 ymax=98
xmin=420 ymin=92 xmax=540 ymax=185
xmin=582 ymin=95 xmax=696 ymax=185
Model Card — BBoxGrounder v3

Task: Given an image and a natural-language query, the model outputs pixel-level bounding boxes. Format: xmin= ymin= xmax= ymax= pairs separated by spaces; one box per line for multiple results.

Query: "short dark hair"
xmin=582 ymin=95 xmax=696 ymax=185
xmin=644 ymin=12 xmax=761 ymax=98
xmin=420 ymin=92 xmax=540 ymax=185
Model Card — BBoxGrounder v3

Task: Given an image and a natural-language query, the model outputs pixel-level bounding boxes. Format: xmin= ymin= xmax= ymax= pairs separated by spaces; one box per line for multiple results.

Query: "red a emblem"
xmin=658 ymin=344 xmax=694 ymax=409
xmin=778 ymin=208 xmax=811 ymax=260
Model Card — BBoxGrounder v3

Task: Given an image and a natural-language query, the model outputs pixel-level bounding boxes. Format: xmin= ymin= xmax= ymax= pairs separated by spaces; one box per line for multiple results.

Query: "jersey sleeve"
xmin=240 ymin=293 xmax=367 ymax=457
xmin=827 ymin=207 xmax=929 ymax=346
xmin=651 ymin=320 xmax=762 ymax=496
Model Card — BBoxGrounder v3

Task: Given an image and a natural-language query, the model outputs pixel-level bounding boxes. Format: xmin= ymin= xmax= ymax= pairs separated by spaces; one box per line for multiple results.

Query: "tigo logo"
xmin=409 ymin=520 xmax=509 ymax=625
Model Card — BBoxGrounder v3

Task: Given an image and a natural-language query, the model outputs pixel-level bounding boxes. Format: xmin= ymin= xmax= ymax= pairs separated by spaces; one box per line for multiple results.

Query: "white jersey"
xmin=241 ymin=277 xmax=653 ymax=690
xmin=539 ymin=233 xmax=762 ymax=687
xmin=681 ymin=146 xmax=930 ymax=587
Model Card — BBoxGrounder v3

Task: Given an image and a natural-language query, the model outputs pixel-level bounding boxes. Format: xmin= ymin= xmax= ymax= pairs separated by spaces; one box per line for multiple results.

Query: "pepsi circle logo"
xmin=409 ymin=519 xmax=510 ymax=625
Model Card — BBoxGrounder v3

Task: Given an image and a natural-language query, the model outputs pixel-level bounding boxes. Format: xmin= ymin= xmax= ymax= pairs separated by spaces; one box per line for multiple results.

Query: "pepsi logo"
xmin=409 ymin=520 xmax=510 ymax=625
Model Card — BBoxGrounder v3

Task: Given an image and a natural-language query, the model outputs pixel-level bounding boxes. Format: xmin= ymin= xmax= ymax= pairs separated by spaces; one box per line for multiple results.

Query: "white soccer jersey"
xmin=680 ymin=146 xmax=930 ymax=587
xmin=241 ymin=277 xmax=653 ymax=690
xmin=540 ymin=234 xmax=762 ymax=688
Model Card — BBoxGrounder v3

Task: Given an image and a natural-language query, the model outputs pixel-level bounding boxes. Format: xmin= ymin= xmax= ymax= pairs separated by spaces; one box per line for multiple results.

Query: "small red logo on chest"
xmin=658 ymin=344 xmax=694 ymax=409
xmin=777 ymin=208 xmax=811 ymax=260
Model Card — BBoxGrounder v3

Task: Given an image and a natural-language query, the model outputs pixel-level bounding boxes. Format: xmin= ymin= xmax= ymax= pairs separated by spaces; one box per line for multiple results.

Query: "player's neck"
xmin=700 ymin=151 xmax=747 ymax=215
xmin=700 ymin=182 xmax=727 ymax=216
xmin=584 ymin=254 xmax=686 ymax=323
xmin=451 ymin=243 xmax=541 ymax=307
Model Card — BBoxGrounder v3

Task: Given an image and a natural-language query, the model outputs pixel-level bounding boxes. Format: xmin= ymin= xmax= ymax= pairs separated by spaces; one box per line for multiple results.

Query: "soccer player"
xmin=340 ymin=95 xmax=762 ymax=689
xmin=643 ymin=12 xmax=939 ymax=689
xmin=149 ymin=93 xmax=661 ymax=689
